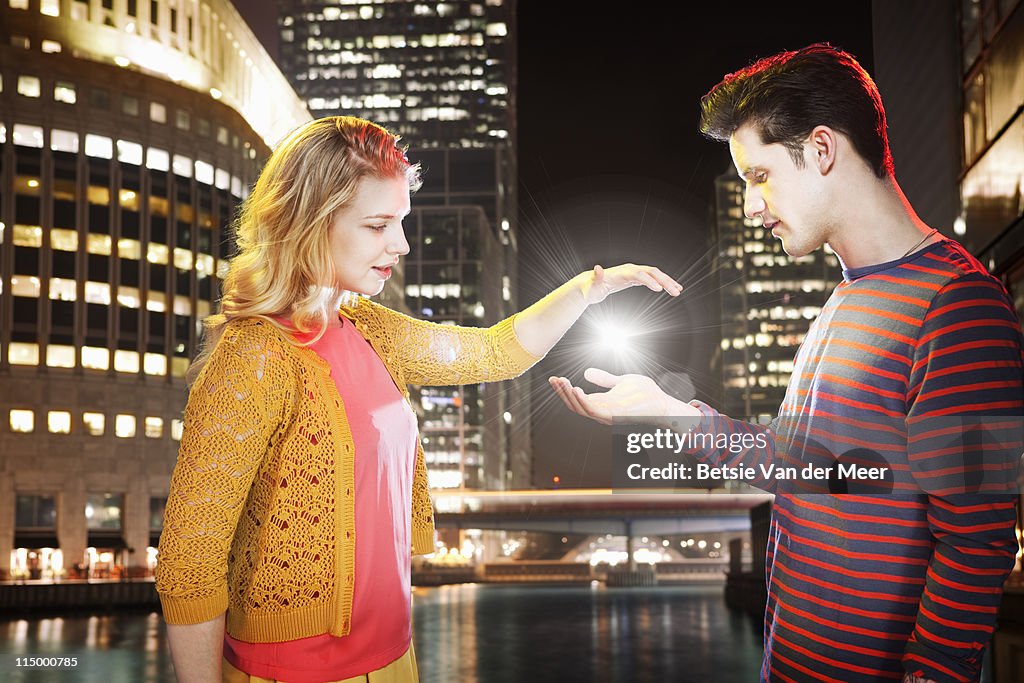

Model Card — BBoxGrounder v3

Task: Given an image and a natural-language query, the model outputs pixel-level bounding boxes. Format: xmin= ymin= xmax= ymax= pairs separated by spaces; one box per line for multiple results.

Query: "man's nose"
xmin=743 ymin=187 xmax=765 ymax=219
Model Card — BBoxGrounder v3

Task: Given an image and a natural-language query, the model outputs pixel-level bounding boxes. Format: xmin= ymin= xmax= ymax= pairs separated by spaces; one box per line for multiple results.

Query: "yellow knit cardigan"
xmin=155 ymin=298 xmax=540 ymax=642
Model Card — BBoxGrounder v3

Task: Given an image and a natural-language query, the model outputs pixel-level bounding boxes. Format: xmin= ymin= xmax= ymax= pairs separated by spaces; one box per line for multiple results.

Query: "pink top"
xmin=223 ymin=316 xmax=419 ymax=682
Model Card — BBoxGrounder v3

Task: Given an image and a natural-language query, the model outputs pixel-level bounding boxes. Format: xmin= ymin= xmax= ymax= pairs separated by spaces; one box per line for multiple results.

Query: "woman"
xmin=155 ymin=116 xmax=681 ymax=683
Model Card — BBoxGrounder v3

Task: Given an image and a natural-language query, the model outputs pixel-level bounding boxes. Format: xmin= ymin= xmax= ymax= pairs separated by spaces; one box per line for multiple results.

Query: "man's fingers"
xmin=583 ymin=367 xmax=620 ymax=388
xmin=549 ymin=377 xmax=590 ymax=417
xmin=574 ymin=387 xmax=612 ymax=425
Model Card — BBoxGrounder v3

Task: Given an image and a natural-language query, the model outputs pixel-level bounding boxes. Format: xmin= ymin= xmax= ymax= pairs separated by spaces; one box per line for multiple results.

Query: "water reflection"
xmin=412 ymin=583 xmax=761 ymax=683
xmin=0 ymin=584 xmax=761 ymax=682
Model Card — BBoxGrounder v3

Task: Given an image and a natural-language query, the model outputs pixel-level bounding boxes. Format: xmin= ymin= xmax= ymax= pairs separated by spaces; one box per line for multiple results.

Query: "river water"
xmin=1 ymin=583 xmax=762 ymax=682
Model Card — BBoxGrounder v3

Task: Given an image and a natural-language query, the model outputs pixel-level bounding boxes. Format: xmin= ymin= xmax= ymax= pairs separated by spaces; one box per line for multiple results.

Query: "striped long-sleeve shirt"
xmin=692 ymin=239 xmax=1022 ymax=682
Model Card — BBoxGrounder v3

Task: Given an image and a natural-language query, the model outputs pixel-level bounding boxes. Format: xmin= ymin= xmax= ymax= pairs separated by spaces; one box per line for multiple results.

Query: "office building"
xmin=0 ymin=0 xmax=309 ymax=579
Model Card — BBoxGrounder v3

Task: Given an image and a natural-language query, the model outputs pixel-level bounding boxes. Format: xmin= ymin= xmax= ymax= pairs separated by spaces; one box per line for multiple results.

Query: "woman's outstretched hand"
xmin=548 ymin=369 xmax=700 ymax=426
xmin=578 ymin=264 xmax=682 ymax=306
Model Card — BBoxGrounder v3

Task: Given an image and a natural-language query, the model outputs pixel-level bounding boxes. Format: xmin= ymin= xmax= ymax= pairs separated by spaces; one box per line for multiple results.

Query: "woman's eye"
xmin=368 ymin=224 xmax=387 ymax=232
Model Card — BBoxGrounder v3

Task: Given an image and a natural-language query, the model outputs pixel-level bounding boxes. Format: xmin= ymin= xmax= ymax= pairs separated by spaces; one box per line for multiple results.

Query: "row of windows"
xmin=15 ymin=492 xmax=165 ymax=532
xmin=8 ymin=408 xmax=183 ymax=440
xmin=5 ymin=225 xmax=219 ymax=271
xmin=5 ymin=123 xmax=248 ymax=193
xmin=4 ymin=70 xmax=251 ymax=152
xmin=4 ymin=276 xmax=210 ymax=316
xmin=6 ymin=343 xmax=192 ymax=378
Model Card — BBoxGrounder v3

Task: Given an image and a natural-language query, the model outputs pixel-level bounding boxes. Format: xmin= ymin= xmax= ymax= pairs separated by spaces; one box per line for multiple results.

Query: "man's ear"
xmin=807 ymin=125 xmax=837 ymax=175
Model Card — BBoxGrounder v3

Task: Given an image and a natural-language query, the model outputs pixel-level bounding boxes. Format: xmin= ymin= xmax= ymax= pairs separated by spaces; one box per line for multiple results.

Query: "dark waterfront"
xmin=0 ymin=583 xmax=762 ymax=682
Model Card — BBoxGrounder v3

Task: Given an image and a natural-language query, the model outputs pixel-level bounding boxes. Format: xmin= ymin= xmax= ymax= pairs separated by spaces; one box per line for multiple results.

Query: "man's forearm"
xmin=166 ymin=613 xmax=226 ymax=683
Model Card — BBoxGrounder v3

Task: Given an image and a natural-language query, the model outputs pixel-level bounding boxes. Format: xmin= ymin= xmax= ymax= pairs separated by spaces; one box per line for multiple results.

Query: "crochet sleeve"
xmin=155 ymin=322 xmax=290 ymax=625
xmin=357 ymin=300 xmax=542 ymax=386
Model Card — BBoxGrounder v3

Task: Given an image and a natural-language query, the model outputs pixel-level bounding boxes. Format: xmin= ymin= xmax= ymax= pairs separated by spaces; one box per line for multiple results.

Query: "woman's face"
xmin=328 ymin=175 xmax=411 ymax=296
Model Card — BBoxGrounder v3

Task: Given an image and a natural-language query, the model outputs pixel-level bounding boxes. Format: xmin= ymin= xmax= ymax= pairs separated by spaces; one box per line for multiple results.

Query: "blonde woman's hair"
xmin=186 ymin=116 xmax=421 ymax=384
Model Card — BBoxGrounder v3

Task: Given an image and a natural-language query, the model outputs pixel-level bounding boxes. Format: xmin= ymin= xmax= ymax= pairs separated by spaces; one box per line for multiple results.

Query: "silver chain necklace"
xmin=902 ymin=228 xmax=938 ymax=258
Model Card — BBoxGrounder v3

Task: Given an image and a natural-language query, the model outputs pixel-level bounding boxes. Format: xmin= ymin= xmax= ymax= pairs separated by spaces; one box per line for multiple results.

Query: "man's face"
xmin=729 ymin=123 xmax=830 ymax=258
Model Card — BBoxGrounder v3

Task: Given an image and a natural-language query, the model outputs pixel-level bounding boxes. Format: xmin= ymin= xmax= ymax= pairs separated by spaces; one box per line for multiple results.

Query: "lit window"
xmin=13 ymin=224 xmax=42 ymax=246
xmin=81 ymin=346 xmax=109 ymax=370
xmin=148 ymin=243 xmax=169 ymax=264
xmin=117 ymin=140 xmax=143 ymax=165
xmin=87 ymin=186 xmax=110 ymax=205
xmin=86 ymin=234 xmax=111 ymax=255
xmin=50 ymin=228 xmax=78 ymax=251
xmin=216 ymin=126 xmax=228 ymax=145
xmin=171 ymin=418 xmax=184 ymax=440
xmin=173 ymin=296 xmax=191 ymax=316
xmin=83 ymin=412 xmax=105 ymax=436
xmin=41 ymin=40 xmax=61 ymax=53
xmin=54 ymin=81 xmax=76 ymax=104
xmin=144 ymin=353 xmax=167 ymax=376
xmin=147 ymin=291 xmax=166 ymax=312
xmin=173 ymin=248 xmax=192 ymax=270
xmin=172 ymin=154 xmax=192 ymax=178
xmin=197 ymin=301 xmax=211 ymax=318
xmin=119 ymin=189 xmax=139 ymax=210
xmin=11 ymin=275 xmax=41 ymax=297
xmin=8 ymin=342 xmax=39 ymax=366
xmin=17 ymin=75 xmax=40 ymax=98
xmin=150 ymin=102 xmax=166 ymax=123
xmin=50 ymin=129 xmax=78 ymax=153
xmin=214 ymin=169 xmax=230 ymax=190
xmin=117 ymin=287 xmax=140 ymax=309
xmin=486 ymin=22 xmax=507 ymax=36
xmin=49 ymin=277 xmax=76 ymax=301
xmin=11 ymin=35 xmax=30 ymax=49
xmin=84 ymin=282 xmax=110 ymax=305
xmin=230 ymin=176 xmax=242 ymax=197
xmin=145 ymin=416 xmax=163 ymax=438
xmin=40 ymin=0 xmax=59 ymax=16
xmin=146 ymin=147 xmax=169 ymax=171
xmin=195 ymin=254 xmax=214 ymax=278
xmin=118 ymin=239 xmax=141 ymax=260
xmin=10 ymin=409 xmax=34 ymax=433
xmin=10 ymin=0 xmax=29 ymax=9
xmin=48 ymin=411 xmax=71 ymax=433
xmin=114 ymin=349 xmax=139 ymax=373
xmin=46 ymin=345 xmax=75 ymax=368
xmin=12 ymin=123 xmax=44 ymax=148
xmin=114 ymin=414 xmax=136 ymax=438
xmin=175 ymin=110 xmax=190 ymax=130
xmin=194 ymin=160 xmax=214 ymax=185
xmin=122 ymin=96 xmax=139 ymax=116
xmin=84 ymin=134 xmax=113 ymax=159
xmin=171 ymin=357 xmax=190 ymax=378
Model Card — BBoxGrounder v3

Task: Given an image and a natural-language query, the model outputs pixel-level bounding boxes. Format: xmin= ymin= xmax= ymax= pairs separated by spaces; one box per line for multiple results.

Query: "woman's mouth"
xmin=372 ymin=265 xmax=392 ymax=279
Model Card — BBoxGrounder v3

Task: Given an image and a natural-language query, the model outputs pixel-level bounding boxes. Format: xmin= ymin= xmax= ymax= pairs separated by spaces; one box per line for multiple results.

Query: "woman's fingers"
xmin=549 ymin=377 xmax=588 ymax=417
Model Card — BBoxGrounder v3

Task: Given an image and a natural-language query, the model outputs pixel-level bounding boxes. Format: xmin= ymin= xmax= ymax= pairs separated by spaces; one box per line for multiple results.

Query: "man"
xmin=550 ymin=44 xmax=1022 ymax=683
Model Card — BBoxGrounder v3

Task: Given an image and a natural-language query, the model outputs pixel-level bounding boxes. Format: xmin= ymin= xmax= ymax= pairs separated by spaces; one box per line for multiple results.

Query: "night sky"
xmin=231 ymin=1 xmax=876 ymax=487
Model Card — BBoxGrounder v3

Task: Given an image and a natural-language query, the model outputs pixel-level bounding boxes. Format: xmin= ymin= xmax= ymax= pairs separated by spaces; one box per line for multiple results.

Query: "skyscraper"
xmin=276 ymin=0 xmax=529 ymax=492
xmin=0 ymin=0 xmax=309 ymax=579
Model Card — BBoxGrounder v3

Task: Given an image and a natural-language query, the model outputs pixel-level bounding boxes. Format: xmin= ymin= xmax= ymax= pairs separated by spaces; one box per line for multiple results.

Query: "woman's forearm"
xmin=512 ymin=272 xmax=590 ymax=358
xmin=166 ymin=613 xmax=225 ymax=683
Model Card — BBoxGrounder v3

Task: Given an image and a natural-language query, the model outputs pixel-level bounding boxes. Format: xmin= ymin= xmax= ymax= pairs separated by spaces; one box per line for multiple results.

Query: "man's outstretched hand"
xmin=548 ymin=368 xmax=699 ymax=426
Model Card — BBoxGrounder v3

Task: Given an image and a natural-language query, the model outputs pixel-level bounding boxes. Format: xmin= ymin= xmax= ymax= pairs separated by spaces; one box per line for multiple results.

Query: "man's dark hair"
xmin=700 ymin=43 xmax=894 ymax=178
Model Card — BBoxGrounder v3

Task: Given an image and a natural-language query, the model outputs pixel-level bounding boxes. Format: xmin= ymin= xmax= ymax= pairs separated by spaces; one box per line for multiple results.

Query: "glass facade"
xmin=278 ymin=0 xmax=512 ymax=149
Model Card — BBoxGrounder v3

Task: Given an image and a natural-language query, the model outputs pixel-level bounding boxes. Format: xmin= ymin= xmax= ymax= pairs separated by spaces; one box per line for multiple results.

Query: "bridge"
xmin=431 ymin=487 xmax=773 ymax=536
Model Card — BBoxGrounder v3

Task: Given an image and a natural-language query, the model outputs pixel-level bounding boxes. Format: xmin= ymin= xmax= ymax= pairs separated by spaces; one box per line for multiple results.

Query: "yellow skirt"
xmin=222 ymin=641 xmax=418 ymax=683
